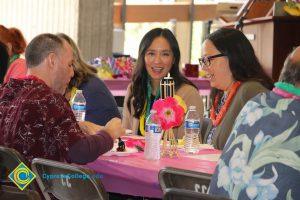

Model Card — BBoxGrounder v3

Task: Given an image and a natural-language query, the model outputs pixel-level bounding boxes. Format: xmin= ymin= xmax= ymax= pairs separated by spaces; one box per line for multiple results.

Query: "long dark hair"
xmin=127 ymin=28 xmax=196 ymax=118
xmin=206 ymin=28 xmax=274 ymax=104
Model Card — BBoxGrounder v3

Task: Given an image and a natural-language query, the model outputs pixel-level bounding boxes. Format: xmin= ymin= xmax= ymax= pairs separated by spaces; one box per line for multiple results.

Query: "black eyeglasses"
xmin=198 ymin=53 xmax=225 ymax=68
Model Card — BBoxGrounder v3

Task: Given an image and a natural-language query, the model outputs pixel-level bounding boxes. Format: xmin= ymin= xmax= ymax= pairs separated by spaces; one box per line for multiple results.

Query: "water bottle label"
xmin=146 ymin=124 xmax=161 ymax=134
xmin=72 ymin=104 xmax=86 ymax=111
xmin=185 ymin=120 xmax=200 ymax=129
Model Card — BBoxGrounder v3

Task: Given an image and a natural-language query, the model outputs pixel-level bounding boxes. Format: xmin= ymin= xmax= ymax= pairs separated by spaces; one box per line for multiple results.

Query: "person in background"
xmin=0 ymin=41 xmax=9 ymax=83
xmin=201 ymin=28 xmax=274 ymax=149
xmin=57 ymin=33 xmax=121 ymax=126
xmin=208 ymin=46 xmax=300 ymax=200
xmin=0 ymin=25 xmax=27 ymax=82
xmin=0 ymin=33 xmax=124 ymax=165
xmin=123 ymin=28 xmax=204 ymax=139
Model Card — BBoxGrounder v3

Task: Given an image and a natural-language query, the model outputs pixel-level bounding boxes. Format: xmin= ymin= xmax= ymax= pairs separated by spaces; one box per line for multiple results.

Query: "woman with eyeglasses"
xmin=201 ymin=28 xmax=274 ymax=150
xmin=208 ymin=46 xmax=300 ymax=200
xmin=123 ymin=28 xmax=204 ymax=139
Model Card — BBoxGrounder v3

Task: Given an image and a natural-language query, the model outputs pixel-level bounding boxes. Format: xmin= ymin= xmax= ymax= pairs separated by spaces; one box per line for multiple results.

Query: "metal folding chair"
xmin=0 ymin=185 xmax=41 ymax=200
xmin=31 ymin=158 xmax=108 ymax=200
xmin=0 ymin=145 xmax=39 ymax=192
xmin=159 ymin=167 xmax=212 ymax=194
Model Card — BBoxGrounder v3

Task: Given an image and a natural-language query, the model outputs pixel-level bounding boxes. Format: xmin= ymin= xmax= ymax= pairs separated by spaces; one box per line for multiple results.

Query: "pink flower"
xmin=152 ymin=96 xmax=185 ymax=130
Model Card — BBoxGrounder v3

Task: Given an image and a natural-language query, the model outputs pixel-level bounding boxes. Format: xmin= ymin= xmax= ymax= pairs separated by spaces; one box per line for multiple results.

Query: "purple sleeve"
xmin=67 ymin=130 xmax=114 ymax=164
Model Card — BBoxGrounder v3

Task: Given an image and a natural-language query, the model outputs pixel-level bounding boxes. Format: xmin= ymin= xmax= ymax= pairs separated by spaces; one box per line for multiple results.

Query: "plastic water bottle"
xmin=184 ymin=106 xmax=200 ymax=153
xmin=71 ymin=90 xmax=86 ymax=122
xmin=144 ymin=110 xmax=162 ymax=160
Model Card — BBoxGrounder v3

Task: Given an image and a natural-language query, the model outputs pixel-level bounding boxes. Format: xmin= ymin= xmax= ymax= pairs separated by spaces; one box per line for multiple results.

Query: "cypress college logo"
xmin=8 ymin=162 xmax=36 ymax=190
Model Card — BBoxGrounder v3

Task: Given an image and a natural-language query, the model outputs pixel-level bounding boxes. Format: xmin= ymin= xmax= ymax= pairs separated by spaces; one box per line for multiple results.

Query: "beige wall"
xmin=0 ymin=0 xmax=79 ymax=47
xmin=0 ymin=0 xmax=113 ymax=60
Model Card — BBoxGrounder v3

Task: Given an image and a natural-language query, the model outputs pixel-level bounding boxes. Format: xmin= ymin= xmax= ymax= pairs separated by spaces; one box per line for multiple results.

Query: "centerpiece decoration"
xmin=89 ymin=56 xmax=135 ymax=79
xmin=152 ymin=73 xmax=187 ymax=157
xmin=283 ymin=0 xmax=300 ymax=16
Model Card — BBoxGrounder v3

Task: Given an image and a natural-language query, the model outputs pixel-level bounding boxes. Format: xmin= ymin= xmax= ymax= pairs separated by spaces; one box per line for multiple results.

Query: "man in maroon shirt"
xmin=0 ymin=33 xmax=124 ymax=164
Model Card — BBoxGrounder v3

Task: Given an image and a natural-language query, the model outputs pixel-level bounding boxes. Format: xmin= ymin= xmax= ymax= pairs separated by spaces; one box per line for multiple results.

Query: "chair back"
xmin=201 ymin=118 xmax=213 ymax=142
xmin=118 ymin=106 xmax=123 ymax=117
xmin=159 ymin=167 xmax=212 ymax=194
xmin=0 ymin=146 xmax=25 ymax=184
xmin=0 ymin=146 xmax=39 ymax=188
xmin=31 ymin=158 xmax=108 ymax=200
xmin=163 ymin=188 xmax=230 ymax=200
xmin=0 ymin=185 xmax=41 ymax=200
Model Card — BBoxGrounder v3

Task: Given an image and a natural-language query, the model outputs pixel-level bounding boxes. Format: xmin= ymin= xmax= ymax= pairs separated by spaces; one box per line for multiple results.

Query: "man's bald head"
xmin=290 ymin=46 xmax=300 ymax=62
xmin=25 ymin=33 xmax=64 ymax=68
xmin=279 ymin=46 xmax=300 ymax=87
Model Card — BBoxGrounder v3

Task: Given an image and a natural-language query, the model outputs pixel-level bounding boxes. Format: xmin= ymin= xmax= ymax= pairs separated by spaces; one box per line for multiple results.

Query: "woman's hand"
xmin=78 ymin=121 xmax=103 ymax=135
xmin=103 ymin=118 xmax=125 ymax=140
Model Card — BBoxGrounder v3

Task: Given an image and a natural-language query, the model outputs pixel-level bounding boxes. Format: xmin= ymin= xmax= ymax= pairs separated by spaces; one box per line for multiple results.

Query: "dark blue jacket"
xmin=80 ymin=75 xmax=121 ymax=126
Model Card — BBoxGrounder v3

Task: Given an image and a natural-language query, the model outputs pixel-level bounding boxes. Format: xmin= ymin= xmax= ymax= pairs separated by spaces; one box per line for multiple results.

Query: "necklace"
xmin=211 ymin=81 xmax=241 ymax=126
xmin=139 ymin=76 xmax=160 ymax=136
xmin=69 ymin=87 xmax=78 ymax=105
xmin=8 ymin=54 xmax=20 ymax=66
xmin=273 ymin=82 xmax=300 ymax=100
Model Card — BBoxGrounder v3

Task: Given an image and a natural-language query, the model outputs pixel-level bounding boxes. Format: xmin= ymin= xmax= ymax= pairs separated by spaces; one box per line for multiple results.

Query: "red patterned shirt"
xmin=0 ymin=78 xmax=93 ymax=163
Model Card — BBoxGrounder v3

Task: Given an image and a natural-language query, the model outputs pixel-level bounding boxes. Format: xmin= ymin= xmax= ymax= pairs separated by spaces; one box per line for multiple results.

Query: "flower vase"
xmin=161 ymin=129 xmax=178 ymax=157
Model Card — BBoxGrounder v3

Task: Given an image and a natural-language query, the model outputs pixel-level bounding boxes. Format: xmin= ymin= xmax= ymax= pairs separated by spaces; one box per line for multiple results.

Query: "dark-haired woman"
xmin=201 ymin=28 xmax=274 ymax=149
xmin=122 ymin=28 xmax=204 ymax=139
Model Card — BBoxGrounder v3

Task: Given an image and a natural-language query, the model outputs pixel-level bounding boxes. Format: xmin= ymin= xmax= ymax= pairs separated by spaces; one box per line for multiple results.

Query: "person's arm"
xmin=67 ymin=117 xmax=124 ymax=164
xmin=78 ymin=121 xmax=103 ymax=135
xmin=47 ymin=94 xmax=124 ymax=165
xmin=67 ymin=130 xmax=113 ymax=164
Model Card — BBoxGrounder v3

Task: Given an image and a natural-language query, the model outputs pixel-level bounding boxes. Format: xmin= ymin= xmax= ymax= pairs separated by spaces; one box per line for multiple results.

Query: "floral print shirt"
xmin=0 ymin=78 xmax=84 ymax=163
xmin=209 ymin=91 xmax=300 ymax=200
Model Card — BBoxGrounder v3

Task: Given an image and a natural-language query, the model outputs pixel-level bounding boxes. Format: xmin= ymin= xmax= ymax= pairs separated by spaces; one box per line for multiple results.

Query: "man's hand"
xmin=78 ymin=121 xmax=103 ymax=135
xmin=103 ymin=118 xmax=125 ymax=140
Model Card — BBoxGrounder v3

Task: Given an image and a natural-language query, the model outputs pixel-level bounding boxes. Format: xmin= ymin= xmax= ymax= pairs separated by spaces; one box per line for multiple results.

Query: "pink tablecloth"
xmin=103 ymin=78 xmax=211 ymax=97
xmin=85 ymin=148 xmax=221 ymax=198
